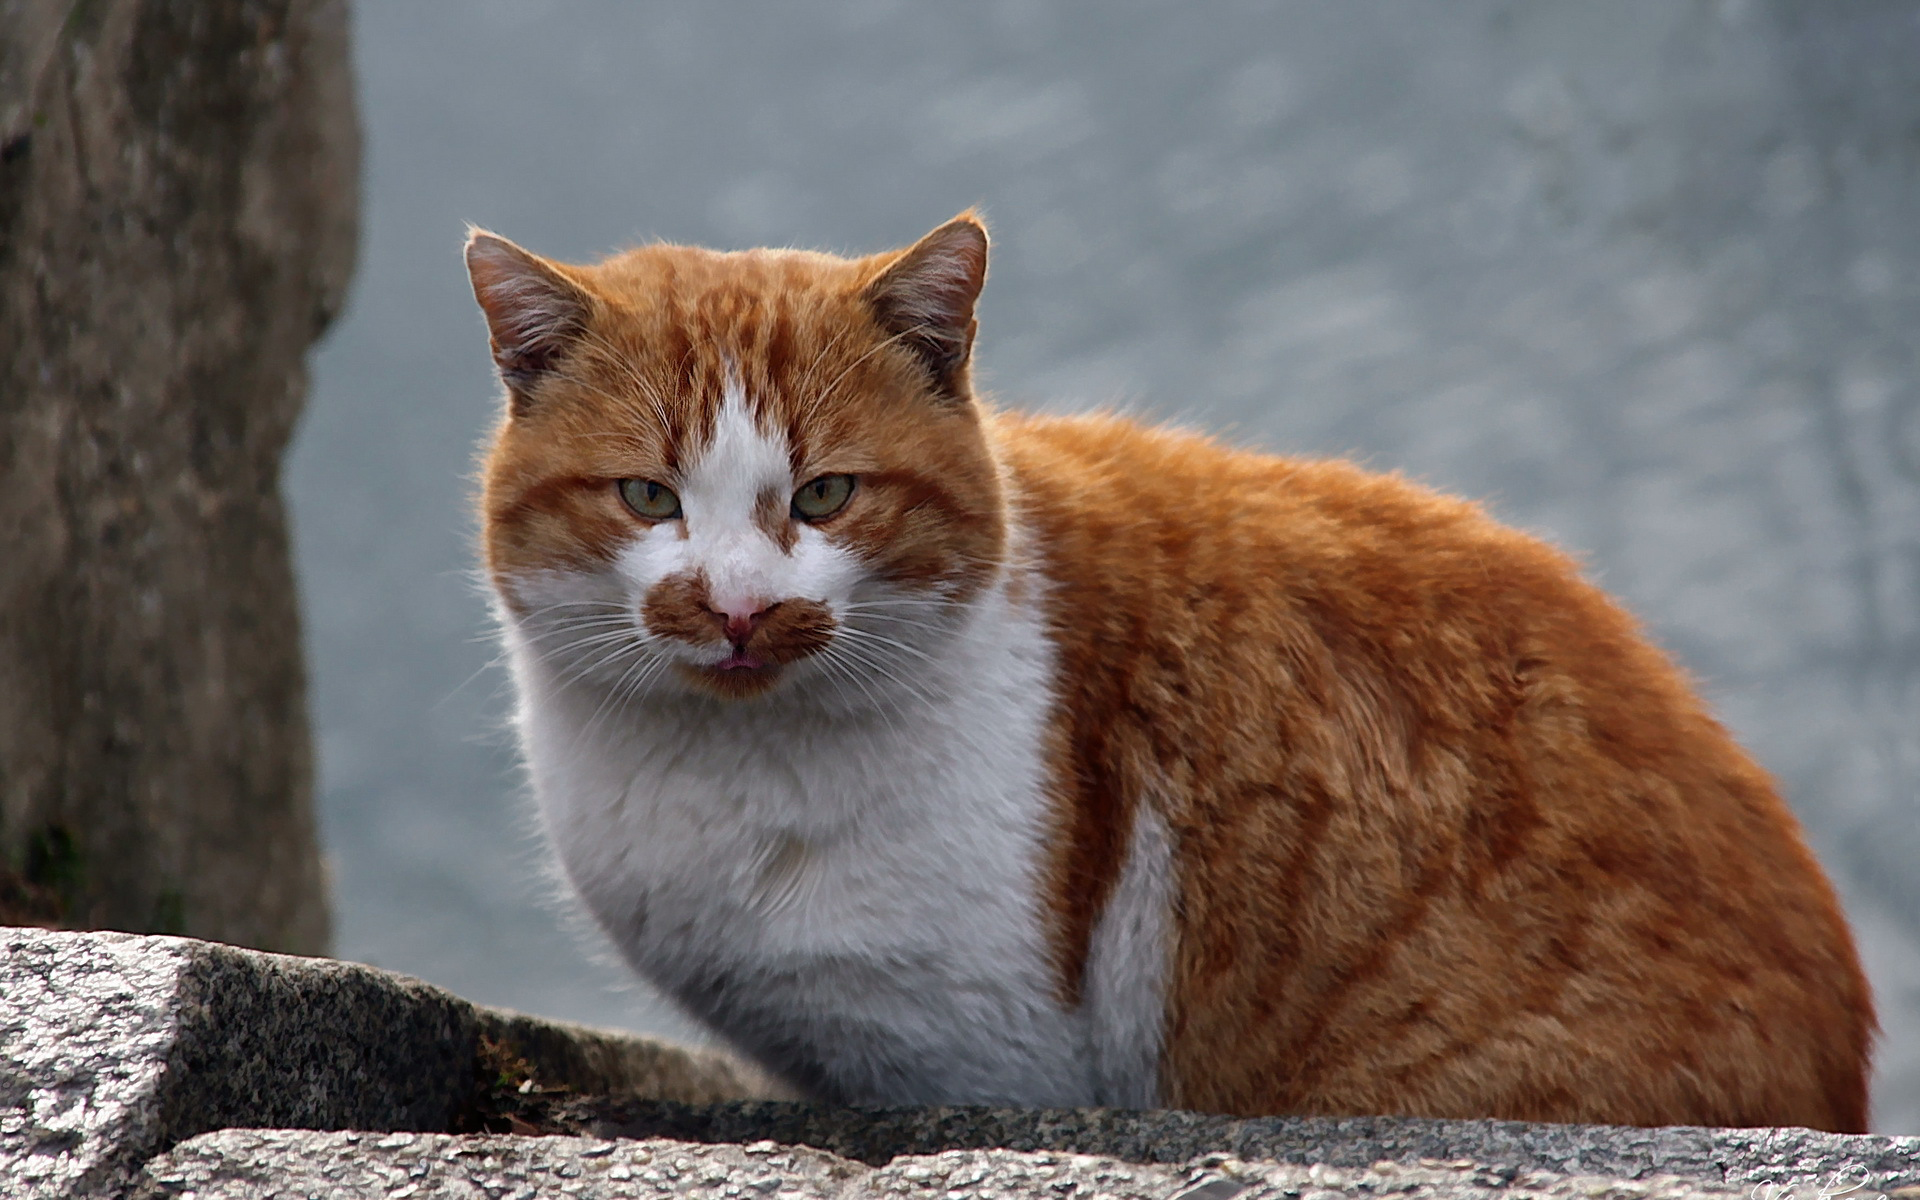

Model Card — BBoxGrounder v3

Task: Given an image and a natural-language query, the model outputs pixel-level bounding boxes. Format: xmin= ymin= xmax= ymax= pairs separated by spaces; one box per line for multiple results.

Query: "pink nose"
xmin=711 ymin=599 xmax=775 ymax=645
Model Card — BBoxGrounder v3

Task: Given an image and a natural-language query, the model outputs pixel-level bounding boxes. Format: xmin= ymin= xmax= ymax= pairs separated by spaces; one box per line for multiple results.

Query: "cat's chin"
xmin=674 ymin=660 xmax=787 ymax=700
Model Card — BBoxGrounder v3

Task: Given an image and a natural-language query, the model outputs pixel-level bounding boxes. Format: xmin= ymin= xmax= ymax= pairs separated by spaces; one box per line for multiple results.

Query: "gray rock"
xmin=5 ymin=929 xmax=1917 ymax=1198
xmin=538 ymin=1099 xmax=1920 ymax=1192
xmin=135 ymin=1132 xmax=858 ymax=1200
xmin=0 ymin=930 xmax=191 ymax=1198
xmin=0 ymin=929 xmax=782 ymax=1199
xmin=132 ymin=1130 xmax=1750 ymax=1200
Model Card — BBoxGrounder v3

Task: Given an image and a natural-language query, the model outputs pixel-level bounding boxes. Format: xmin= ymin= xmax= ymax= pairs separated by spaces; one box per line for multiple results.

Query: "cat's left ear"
xmin=465 ymin=229 xmax=590 ymax=413
xmin=864 ymin=212 xmax=988 ymax=401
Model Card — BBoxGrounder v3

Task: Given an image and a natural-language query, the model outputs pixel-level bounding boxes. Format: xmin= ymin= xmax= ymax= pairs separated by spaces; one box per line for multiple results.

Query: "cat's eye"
xmin=791 ymin=474 xmax=856 ymax=521
xmin=618 ymin=478 xmax=682 ymax=521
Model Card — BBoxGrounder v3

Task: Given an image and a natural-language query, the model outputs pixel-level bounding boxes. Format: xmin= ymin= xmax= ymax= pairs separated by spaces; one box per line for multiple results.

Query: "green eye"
xmin=791 ymin=474 xmax=856 ymax=521
xmin=618 ymin=478 xmax=682 ymax=520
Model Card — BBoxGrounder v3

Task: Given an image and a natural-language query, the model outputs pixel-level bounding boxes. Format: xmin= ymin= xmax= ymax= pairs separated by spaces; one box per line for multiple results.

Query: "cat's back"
xmin=991 ymin=408 xmax=1542 ymax=600
xmin=989 ymin=408 xmax=1631 ymax=701
xmin=989 ymin=409 xmax=1874 ymax=1133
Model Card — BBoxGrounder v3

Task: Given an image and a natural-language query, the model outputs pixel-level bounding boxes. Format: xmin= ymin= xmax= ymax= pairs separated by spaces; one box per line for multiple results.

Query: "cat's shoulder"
xmin=985 ymin=407 xmax=1564 ymax=579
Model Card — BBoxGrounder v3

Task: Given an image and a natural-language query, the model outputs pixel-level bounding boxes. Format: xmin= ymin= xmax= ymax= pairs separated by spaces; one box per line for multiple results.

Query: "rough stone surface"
xmin=507 ymin=1100 xmax=1920 ymax=1192
xmin=132 ymin=1131 xmax=1754 ymax=1200
xmin=0 ymin=929 xmax=782 ymax=1199
xmin=135 ymin=1132 xmax=857 ymax=1200
xmin=0 ymin=932 xmax=193 ymax=1199
xmin=0 ymin=0 xmax=355 ymax=950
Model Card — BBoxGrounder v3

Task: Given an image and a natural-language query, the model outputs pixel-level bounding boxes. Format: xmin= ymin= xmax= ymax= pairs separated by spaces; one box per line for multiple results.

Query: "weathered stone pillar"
xmin=0 ymin=0 xmax=357 ymax=953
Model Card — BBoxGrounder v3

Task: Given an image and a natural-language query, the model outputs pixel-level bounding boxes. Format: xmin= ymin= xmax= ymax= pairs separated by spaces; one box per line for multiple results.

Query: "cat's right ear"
xmin=464 ymin=229 xmax=589 ymax=413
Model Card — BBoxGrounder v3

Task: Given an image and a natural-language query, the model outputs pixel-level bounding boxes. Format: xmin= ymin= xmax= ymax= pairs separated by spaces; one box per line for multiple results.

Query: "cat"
xmin=464 ymin=213 xmax=1874 ymax=1132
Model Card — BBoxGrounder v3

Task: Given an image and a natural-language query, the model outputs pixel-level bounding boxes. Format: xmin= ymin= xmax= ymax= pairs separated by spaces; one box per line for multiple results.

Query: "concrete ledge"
xmin=132 ymin=1130 xmax=1748 ymax=1200
xmin=4 ymin=929 xmax=1917 ymax=1199
xmin=512 ymin=1099 xmax=1920 ymax=1188
xmin=0 ymin=929 xmax=781 ymax=1198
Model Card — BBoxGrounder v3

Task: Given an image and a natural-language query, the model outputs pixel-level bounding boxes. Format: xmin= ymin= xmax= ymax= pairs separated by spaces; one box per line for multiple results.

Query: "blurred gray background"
xmin=288 ymin=2 xmax=1920 ymax=1131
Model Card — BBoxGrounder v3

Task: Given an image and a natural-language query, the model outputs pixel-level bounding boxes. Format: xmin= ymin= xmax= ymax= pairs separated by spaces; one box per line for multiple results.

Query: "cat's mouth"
xmin=678 ymin=647 xmax=788 ymax=698
xmin=713 ymin=648 xmax=767 ymax=672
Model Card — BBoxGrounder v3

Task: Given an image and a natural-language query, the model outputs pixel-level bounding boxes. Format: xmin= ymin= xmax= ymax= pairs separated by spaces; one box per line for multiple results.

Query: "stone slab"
xmin=504 ymin=1098 xmax=1920 ymax=1192
xmin=0 ymin=928 xmax=780 ymax=1199
xmin=132 ymin=1130 xmax=1748 ymax=1200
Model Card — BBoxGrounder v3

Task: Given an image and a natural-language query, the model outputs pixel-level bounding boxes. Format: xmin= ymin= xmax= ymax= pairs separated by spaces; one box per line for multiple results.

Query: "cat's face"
xmin=469 ymin=216 xmax=1005 ymax=704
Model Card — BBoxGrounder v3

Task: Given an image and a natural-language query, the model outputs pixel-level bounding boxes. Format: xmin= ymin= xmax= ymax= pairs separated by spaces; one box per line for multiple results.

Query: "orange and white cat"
xmin=465 ymin=214 xmax=1874 ymax=1131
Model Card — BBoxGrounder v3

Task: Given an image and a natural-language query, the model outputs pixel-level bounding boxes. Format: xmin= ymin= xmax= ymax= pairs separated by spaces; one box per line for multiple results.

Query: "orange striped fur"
xmin=468 ymin=215 xmax=1873 ymax=1131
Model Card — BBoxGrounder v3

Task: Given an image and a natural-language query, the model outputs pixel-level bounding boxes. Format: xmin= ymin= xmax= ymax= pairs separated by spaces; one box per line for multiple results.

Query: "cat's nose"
xmin=710 ymin=598 xmax=777 ymax=645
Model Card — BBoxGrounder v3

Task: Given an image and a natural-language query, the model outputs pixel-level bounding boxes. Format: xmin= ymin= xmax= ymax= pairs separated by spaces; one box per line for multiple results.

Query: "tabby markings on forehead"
xmin=681 ymin=375 xmax=792 ymax=520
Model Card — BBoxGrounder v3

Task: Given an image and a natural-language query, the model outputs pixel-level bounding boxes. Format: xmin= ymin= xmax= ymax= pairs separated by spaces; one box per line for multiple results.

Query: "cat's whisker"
xmin=569 ymin=327 xmax=660 ymax=397
xmin=835 ymin=597 xmax=961 ymax=623
xmin=576 ymin=648 xmax=663 ymax=746
xmin=519 ymin=617 xmax=643 ymax=644
xmin=835 ymin=595 xmax=956 ymax=614
xmin=827 ymin=662 xmax=899 ymax=731
xmin=836 ymin=614 xmax=948 ymax=638
xmin=599 ymin=654 xmax=661 ymax=710
xmin=511 ymin=609 xmax=656 ymax=686
xmin=824 ymin=636 xmax=939 ymax=713
xmin=514 ymin=598 xmax=630 ymax=618
xmin=518 ymin=609 xmax=636 ymax=630
xmin=436 ymin=645 xmax=521 ymax=711
xmin=533 ymin=340 xmax=684 ymax=439
xmin=833 ymin=608 xmax=958 ymax=637
xmin=832 ymin=624 xmax=940 ymax=667
xmin=524 ymin=629 xmax=642 ymax=651
xmin=809 ymin=326 xmax=921 ymax=415
xmin=840 ymin=595 xmax=952 ymax=606
xmin=812 ymin=645 xmax=908 ymax=735
xmin=614 ymin=656 xmax=679 ymax=722
xmin=529 ymin=638 xmax=642 ymax=693
xmin=540 ymin=634 xmax=648 ymax=677
xmin=794 ymin=324 xmax=856 ymax=405
xmin=544 ymin=366 xmax=673 ymax=439
xmin=554 ymin=653 xmax=639 ymax=696
xmin=791 ymin=325 xmax=856 ymax=417
xmin=565 ymin=430 xmax=661 ymax=453
xmin=576 ymin=330 xmax=679 ymax=432
xmin=799 ymin=652 xmax=863 ymax=719
xmin=519 ymin=630 xmax=647 ymax=669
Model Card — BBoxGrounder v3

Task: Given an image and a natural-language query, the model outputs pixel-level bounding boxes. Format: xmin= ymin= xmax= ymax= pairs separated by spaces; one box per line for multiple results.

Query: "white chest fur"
xmin=504 ymin=569 xmax=1168 ymax=1107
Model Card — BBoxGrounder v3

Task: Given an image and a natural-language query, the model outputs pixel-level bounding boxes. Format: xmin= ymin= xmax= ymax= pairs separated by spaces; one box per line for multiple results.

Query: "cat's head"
xmin=467 ymin=215 xmax=1006 ymax=705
